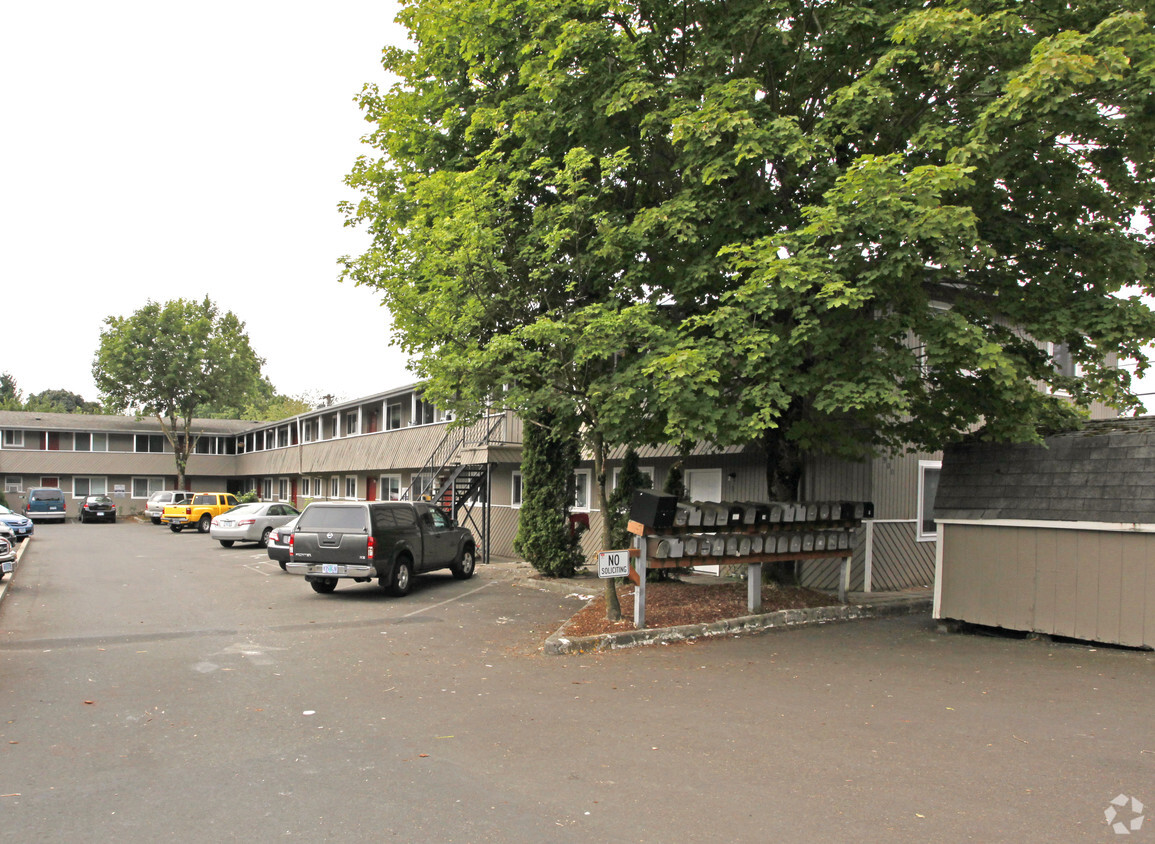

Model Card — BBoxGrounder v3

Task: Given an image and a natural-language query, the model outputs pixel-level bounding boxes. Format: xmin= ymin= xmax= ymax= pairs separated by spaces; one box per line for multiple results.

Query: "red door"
xmin=366 ymin=477 xmax=377 ymax=502
xmin=291 ymin=479 xmax=298 ymax=507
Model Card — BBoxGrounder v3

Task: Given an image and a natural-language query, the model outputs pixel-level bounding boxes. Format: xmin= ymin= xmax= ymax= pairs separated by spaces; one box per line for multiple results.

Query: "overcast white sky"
xmin=4 ymin=3 xmax=1152 ymax=414
xmin=1 ymin=1 xmax=413 ymax=405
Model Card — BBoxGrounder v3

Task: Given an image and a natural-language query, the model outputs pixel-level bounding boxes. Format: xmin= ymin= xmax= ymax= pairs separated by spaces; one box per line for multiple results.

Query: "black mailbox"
xmin=629 ymin=491 xmax=678 ymax=529
xmin=724 ymin=502 xmax=746 ymax=527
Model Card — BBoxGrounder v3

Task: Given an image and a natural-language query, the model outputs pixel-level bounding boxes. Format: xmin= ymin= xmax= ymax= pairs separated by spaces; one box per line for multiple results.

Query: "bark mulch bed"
xmin=562 ymin=580 xmax=841 ymax=638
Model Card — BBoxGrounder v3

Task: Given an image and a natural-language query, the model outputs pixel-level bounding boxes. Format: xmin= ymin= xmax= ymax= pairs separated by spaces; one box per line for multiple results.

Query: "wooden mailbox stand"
xmin=625 ymin=520 xmax=854 ymax=630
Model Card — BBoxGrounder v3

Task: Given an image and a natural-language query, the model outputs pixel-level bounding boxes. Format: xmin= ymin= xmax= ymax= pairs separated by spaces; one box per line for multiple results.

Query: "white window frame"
xmin=917 ymin=460 xmax=942 ymax=542
xmin=611 ymin=465 xmax=655 ymax=491
xmin=572 ymin=470 xmax=592 ymax=512
xmin=330 ymin=476 xmax=339 ymax=499
xmin=278 ymin=478 xmax=290 ymax=501
xmin=313 ymin=477 xmax=323 ymax=497
xmin=511 ymin=471 xmax=523 ymax=509
xmin=344 ymin=476 xmax=358 ymax=500
xmin=3 ymin=430 xmax=25 ymax=448
xmin=73 ymin=476 xmax=108 ymax=498
xmin=261 ymin=478 xmax=273 ymax=500
xmin=132 ymin=477 xmax=164 ymax=499
xmin=5 ymin=476 xmax=23 ymax=493
xmin=380 ymin=474 xmax=402 ymax=501
xmin=386 ymin=402 xmax=402 ymax=430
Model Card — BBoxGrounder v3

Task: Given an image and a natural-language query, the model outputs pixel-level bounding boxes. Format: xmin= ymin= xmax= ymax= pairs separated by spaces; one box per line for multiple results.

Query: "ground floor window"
xmin=345 ymin=476 xmax=358 ymax=499
xmin=918 ymin=460 xmax=942 ymax=541
xmin=329 ymin=476 xmax=339 ymax=499
xmin=73 ymin=476 xmax=108 ymax=498
xmin=572 ymin=470 xmax=591 ymax=511
xmin=611 ymin=465 xmax=654 ymax=491
xmin=132 ymin=477 xmax=164 ymax=499
xmin=278 ymin=478 xmax=290 ymax=501
xmin=511 ymin=472 xmax=522 ymax=508
xmin=261 ymin=478 xmax=273 ymax=500
xmin=380 ymin=474 xmax=402 ymax=501
xmin=5 ymin=476 xmax=22 ymax=493
xmin=313 ymin=477 xmax=323 ymax=497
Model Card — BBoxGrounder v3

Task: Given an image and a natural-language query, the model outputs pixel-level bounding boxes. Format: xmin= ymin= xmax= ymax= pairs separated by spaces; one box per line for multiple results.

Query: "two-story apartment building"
xmin=0 ymin=378 xmax=1113 ymax=594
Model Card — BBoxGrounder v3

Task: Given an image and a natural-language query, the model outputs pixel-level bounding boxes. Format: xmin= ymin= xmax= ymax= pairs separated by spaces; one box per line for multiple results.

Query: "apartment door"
xmin=686 ymin=469 xmax=722 ymax=575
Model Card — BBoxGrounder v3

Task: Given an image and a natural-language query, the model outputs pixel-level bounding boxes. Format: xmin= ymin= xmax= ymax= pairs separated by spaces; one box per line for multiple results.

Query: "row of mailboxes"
xmin=630 ymin=491 xmax=874 ymax=530
xmin=644 ymin=529 xmax=855 ymax=560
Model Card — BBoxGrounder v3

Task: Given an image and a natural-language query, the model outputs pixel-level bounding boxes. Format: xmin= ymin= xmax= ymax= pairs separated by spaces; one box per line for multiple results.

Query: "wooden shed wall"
xmin=937 ymin=523 xmax=1155 ymax=649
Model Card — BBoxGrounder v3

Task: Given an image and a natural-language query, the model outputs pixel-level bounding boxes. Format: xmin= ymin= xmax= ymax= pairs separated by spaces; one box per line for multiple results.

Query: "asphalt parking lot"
xmin=1 ymin=520 xmax=1153 ymax=842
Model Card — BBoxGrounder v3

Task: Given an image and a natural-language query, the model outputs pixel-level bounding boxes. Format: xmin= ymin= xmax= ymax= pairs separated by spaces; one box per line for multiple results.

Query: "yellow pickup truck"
xmin=162 ymin=492 xmax=240 ymax=533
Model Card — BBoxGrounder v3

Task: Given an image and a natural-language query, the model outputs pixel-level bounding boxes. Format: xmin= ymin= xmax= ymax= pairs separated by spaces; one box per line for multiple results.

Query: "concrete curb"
xmin=0 ymin=535 xmax=31 ymax=606
xmin=543 ymin=593 xmax=932 ymax=655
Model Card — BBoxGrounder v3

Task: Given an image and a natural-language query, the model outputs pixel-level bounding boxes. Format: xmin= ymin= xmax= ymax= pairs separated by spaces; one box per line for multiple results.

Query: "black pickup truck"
xmin=285 ymin=501 xmax=476 ymax=595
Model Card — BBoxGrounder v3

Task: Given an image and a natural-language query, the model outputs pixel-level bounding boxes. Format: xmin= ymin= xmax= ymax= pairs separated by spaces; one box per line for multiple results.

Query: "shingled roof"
xmin=934 ymin=416 xmax=1155 ymax=525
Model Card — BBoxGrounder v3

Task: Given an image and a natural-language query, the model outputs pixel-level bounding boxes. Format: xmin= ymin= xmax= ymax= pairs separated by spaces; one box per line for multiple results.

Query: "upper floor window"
xmin=386 ymin=402 xmax=402 ymax=430
xmin=74 ymin=432 xmax=108 ymax=452
xmin=413 ymin=395 xmax=436 ymax=426
xmin=2 ymin=430 xmax=24 ymax=448
xmin=345 ymin=413 xmax=358 ymax=436
xmin=135 ymin=434 xmax=165 ymax=453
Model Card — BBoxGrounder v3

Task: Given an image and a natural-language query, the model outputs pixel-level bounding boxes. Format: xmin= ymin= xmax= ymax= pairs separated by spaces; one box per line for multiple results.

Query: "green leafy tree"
xmin=92 ymin=297 xmax=265 ymax=489
xmin=343 ymin=0 xmax=1155 ymax=614
xmin=0 ymin=373 xmax=23 ymax=410
xmin=513 ymin=409 xmax=584 ymax=578
xmin=25 ymin=389 xmax=103 ymax=414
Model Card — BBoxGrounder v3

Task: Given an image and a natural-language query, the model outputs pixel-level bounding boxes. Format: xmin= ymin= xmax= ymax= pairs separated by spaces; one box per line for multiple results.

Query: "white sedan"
xmin=211 ymin=502 xmax=300 ymax=547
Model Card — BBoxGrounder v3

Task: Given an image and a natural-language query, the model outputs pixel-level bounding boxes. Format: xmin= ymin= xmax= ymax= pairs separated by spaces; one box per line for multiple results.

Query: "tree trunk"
xmin=592 ymin=430 xmax=621 ymax=622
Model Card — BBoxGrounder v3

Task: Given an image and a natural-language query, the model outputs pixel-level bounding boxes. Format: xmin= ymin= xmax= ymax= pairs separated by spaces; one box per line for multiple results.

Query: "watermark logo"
xmin=1105 ymin=795 xmax=1145 ymax=835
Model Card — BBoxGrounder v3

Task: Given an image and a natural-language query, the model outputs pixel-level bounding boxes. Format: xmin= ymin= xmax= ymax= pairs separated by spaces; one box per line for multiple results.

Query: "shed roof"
xmin=934 ymin=416 xmax=1155 ymax=524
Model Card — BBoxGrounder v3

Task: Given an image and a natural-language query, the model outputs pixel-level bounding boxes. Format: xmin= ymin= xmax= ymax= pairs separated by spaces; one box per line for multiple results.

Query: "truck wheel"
xmin=279 ymin=560 xmax=287 ymax=571
xmin=170 ymin=525 xmax=183 ymax=533
xmin=197 ymin=514 xmax=211 ymax=533
xmin=219 ymin=540 xmax=234 ymax=548
xmin=151 ymin=517 xmax=161 ymax=525
xmin=310 ymin=577 xmax=338 ymax=594
xmin=385 ymin=558 xmax=413 ymax=597
xmin=452 ymin=548 xmax=476 ymax=580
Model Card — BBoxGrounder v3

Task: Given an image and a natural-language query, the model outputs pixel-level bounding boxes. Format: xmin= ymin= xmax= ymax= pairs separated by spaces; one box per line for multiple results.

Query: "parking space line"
xmin=401 ymin=581 xmax=495 ymax=619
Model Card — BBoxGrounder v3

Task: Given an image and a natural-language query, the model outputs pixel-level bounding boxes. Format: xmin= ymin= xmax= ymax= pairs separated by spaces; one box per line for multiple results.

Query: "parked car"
xmin=0 ymin=505 xmax=34 ymax=541
xmin=286 ymin=501 xmax=476 ymax=595
xmin=211 ymin=502 xmax=300 ymax=547
xmin=162 ymin=492 xmax=240 ymax=533
xmin=79 ymin=495 xmax=117 ymax=523
xmin=23 ymin=487 xmax=67 ymax=522
xmin=266 ymin=516 xmax=299 ymax=569
xmin=0 ymin=534 xmax=14 ymax=579
xmin=145 ymin=490 xmax=194 ymax=525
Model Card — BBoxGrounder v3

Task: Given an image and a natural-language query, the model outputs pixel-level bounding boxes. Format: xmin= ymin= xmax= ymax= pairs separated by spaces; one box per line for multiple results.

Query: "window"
xmin=3 ymin=430 xmax=24 ymax=448
xmin=386 ymin=402 xmax=402 ymax=430
xmin=313 ymin=478 xmax=323 ymax=497
xmin=135 ymin=434 xmax=165 ymax=453
xmin=302 ymin=419 xmax=318 ymax=442
xmin=412 ymin=395 xmax=436 ymax=425
xmin=572 ymin=470 xmax=591 ymax=511
xmin=5 ymin=476 xmax=22 ymax=493
xmin=278 ymin=478 xmax=290 ymax=501
xmin=73 ymin=476 xmax=108 ymax=498
xmin=75 ymin=432 xmax=109 ymax=452
xmin=344 ymin=476 xmax=358 ymax=499
xmin=261 ymin=478 xmax=273 ymax=499
xmin=132 ymin=477 xmax=164 ymax=499
xmin=918 ymin=460 xmax=942 ymax=542
xmin=611 ymin=466 xmax=655 ymax=491
xmin=511 ymin=472 xmax=523 ymax=508
xmin=345 ymin=413 xmax=358 ymax=436
xmin=380 ymin=474 xmax=402 ymax=501
xmin=330 ymin=476 xmax=339 ymax=499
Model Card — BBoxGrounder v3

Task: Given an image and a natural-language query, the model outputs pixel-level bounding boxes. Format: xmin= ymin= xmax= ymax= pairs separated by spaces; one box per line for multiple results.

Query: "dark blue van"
xmin=24 ymin=487 xmax=67 ymax=522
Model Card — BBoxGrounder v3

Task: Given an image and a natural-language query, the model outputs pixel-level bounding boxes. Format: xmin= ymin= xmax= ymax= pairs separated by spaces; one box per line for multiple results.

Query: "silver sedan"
xmin=210 ymin=502 xmax=300 ymax=547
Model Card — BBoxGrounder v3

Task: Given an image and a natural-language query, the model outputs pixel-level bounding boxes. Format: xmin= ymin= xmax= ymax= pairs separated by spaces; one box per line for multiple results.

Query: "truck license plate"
xmin=321 ymin=564 xmax=341 ymax=575
xmin=2 ymin=561 xmax=12 ymax=573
